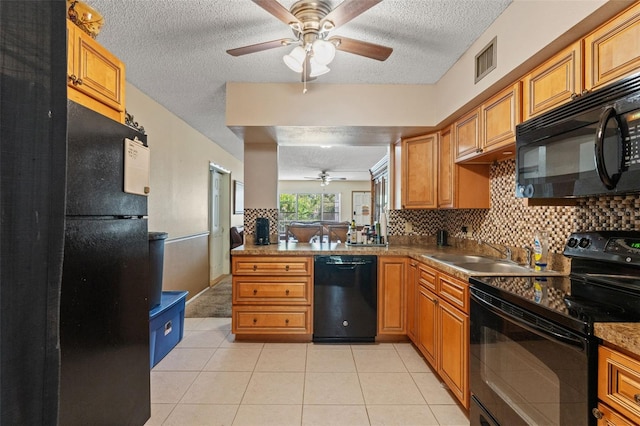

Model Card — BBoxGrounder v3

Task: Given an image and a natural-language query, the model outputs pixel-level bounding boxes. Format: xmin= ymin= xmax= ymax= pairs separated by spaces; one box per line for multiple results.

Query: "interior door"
xmin=210 ymin=170 xmax=224 ymax=279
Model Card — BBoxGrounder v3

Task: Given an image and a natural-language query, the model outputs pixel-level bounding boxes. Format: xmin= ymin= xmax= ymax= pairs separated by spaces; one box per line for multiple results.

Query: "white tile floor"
xmin=145 ymin=317 xmax=470 ymax=426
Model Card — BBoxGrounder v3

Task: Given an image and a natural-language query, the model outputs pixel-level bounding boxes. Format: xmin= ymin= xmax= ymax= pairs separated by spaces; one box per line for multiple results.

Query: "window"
xmin=279 ymin=192 xmax=341 ymax=235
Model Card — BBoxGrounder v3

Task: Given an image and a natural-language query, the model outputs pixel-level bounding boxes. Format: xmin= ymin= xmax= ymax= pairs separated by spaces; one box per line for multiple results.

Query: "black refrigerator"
xmin=59 ymin=101 xmax=150 ymax=425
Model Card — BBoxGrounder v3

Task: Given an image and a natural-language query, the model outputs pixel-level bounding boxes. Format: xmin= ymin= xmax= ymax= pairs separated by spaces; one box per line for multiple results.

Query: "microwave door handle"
xmin=595 ymin=106 xmax=623 ymax=190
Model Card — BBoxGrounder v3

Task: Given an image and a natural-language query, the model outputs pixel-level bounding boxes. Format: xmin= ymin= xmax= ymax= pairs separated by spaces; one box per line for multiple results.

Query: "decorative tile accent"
xmin=243 ymin=208 xmax=279 ymax=245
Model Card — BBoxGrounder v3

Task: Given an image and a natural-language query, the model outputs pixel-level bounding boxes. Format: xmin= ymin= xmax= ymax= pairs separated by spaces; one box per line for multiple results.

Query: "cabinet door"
xmin=67 ymin=20 xmax=125 ymax=122
xmin=438 ymin=300 xmax=469 ymax=409
xmin=454 ymin=108 xmax=481 ymax=162
xmin=481 ymin=82 xmax=521 ymax=153
xmin=417 ymin=285 xmax=438 ymax=368
xmin=378 ymin=257 xmax=407 ymax=335
xmin=406 ymin=260 xmax=418 ymax=342
xmin=401 ymin=134 xmax=437 ymax=209
xmin=521 ymin=41 xmax=582 ymax=121
xmin=438 ymin=127 xmax=454 ymax=208
xmin=598 ymin=345 xmax=640 ymax=425
xmin=584 ymin=2 xmax=640 ymax=91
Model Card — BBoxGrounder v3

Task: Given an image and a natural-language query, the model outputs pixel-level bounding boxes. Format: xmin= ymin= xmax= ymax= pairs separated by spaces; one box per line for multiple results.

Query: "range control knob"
xmin=578 ymin=238 xmax=591 ymax=248
xmin=567 ymin=237 xmax=579 ymax=248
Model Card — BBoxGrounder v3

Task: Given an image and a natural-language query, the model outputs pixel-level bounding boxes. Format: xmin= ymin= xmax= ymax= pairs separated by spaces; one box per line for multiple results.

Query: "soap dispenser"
xmin=533 ymin=230 xmax=549 ymax=271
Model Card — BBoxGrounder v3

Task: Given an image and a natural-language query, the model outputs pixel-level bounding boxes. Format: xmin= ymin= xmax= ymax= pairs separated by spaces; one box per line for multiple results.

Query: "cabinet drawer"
xmin=232 ymin=256 xmax=311 ymax=276
xmin=232 ymin=306 xmax=311 ymax=334
xmin=595 ymin=402 xmax=636 ymax=426
xmin=598 ymin=346 xmax=640 ymax=424
xmin=438 ymin=275 xmax=468 ymax=313
xmin=233 ymin=276 xmax=310 ymax=304
xmin=418 ymin=263 xmax=438 ymax=293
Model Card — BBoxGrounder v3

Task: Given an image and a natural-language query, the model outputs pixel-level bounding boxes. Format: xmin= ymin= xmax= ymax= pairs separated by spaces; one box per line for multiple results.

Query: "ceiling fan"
xmin=304 ymin=170 xmax=347 ymax=186
xmin=227 ymin=0 xmax=393 ymax=87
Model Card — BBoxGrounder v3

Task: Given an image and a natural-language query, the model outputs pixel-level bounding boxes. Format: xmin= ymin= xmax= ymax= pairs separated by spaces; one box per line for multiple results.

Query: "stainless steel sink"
xmin=453 ymin=262 xmax=537 ymax=274
xmin=423 ymin=253 xmax=497 ymax=263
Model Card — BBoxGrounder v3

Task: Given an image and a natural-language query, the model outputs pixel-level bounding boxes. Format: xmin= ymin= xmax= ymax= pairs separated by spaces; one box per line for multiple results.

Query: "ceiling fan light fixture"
xmin=309 ymin=57 xmax=330 ymax=77
xmin=283 ymin=46 xmax=306 ymax=72
xmin=311 ymin=39 xmax=336 ymax=65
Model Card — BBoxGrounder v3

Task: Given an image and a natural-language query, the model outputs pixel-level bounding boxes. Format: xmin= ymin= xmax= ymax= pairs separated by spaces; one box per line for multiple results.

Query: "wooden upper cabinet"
xmin=67 ymin=20 xmax=126 ymax=123
xmin=584 ymin=1 xmax=640 ymax=91
xmin=522 ymin=41 xmax=582 ymax=121
xmin=438 ymin=127 xmax=454 ymax=208
xmin=481 ymin=82 xmax=521 ymax=154
xmin=401 ymin=133 xmax=438 ymax=209
xmin=454 ymin=108 xmax=481 ymax=162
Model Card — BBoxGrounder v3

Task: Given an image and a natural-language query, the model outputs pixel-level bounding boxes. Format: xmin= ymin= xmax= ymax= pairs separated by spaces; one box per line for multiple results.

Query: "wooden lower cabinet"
xmin=231 ymin=255 xmax=312 ymax=335
xmin=411 ymin=260 xmax=470 ymax=409
xmin=378 ymin=256 xmax=407 ymax=335
xmin=438 ymin=298 xmax=469 ymax=407
xmin=417 ymin=284 xmax=438 ymax=367
xmin=597 ymin=345 xmax=640 ymax=425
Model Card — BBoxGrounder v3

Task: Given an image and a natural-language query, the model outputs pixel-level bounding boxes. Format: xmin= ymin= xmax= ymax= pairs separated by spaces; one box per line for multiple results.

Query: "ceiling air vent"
xmin=475 ymin=37 xmax=497 ymax=83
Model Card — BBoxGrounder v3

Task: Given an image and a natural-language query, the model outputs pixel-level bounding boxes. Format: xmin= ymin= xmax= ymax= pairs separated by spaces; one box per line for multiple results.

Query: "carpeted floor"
xmin=184 ymin=275 xmax=232 ymax=318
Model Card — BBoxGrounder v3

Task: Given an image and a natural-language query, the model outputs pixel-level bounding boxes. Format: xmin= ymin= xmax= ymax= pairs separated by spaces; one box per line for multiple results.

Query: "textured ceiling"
xmin=88 ymin=0 xmax=512 ymax=180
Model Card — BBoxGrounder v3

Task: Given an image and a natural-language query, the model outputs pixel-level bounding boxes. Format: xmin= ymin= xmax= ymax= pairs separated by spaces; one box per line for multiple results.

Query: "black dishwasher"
xmin=313 ymin=255 xmax=377 ymax=342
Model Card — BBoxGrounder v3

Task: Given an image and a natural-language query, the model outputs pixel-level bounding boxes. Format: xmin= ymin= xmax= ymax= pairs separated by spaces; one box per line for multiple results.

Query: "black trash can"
xmin=148 ymin=232 xmax=168 ymax=310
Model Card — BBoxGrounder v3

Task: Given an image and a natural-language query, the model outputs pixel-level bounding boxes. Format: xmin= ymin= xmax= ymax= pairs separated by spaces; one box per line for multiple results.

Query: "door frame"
xmin=209 ymin=162 xmax=231 ymax=282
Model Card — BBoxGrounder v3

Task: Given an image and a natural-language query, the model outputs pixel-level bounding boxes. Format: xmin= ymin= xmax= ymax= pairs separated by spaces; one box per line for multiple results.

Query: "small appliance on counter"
xmin=437 ymin=230 xmax=448 ymax=246
xmin=255 ymin=217 xmax=270 ymax=245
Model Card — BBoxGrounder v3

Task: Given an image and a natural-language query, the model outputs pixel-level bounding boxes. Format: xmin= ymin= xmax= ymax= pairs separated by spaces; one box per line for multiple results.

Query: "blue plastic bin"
xmin=149 ymin=291 xmax=188 ymax=368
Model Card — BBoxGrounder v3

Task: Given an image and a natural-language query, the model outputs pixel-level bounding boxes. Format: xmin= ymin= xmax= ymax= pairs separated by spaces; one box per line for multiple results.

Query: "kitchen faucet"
xmin=478 ymin=239 xmax=513 ymax=262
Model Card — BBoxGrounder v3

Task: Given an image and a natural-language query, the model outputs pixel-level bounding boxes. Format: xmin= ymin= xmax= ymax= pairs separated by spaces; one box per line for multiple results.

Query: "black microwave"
xmin=515 ymin=73 xmax=640 ymax=198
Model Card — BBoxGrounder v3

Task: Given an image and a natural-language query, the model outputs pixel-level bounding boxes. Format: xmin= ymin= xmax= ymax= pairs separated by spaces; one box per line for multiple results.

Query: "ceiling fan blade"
xmin=227 ymin=38 xmax=294 ymax=56
xmin=321 ymin=0 xmax=382 ymax=30
xmin=252 ymin=0 xmax=301 ymax=27
xmin=329 ymin=36 xmax=392 ymax=61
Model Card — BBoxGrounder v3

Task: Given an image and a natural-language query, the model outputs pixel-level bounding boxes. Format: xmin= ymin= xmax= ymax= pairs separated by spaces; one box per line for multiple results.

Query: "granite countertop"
xmin=594 ymin=323 xmax=640 ymax=356
xmin=231 ymin=240 xmax=568 ymax=281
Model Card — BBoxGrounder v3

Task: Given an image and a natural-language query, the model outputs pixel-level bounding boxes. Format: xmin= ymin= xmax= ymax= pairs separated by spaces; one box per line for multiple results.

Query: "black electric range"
xmin=470 ymin=231 xmax=640 ymax=335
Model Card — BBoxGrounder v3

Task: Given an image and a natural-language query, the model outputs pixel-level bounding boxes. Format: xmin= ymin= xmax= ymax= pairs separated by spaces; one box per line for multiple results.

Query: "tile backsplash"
xmin=388 ymin=159 xmax=640 ymax=254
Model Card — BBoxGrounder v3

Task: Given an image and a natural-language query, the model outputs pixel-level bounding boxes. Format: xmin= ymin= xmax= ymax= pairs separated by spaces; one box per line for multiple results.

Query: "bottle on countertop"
xmin=533 ymin=230 xmax=549 ymax=271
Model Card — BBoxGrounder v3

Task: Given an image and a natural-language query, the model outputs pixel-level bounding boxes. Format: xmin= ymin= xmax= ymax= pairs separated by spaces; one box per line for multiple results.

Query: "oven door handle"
xmin=472 ymin=292 xmax=587 ymax=352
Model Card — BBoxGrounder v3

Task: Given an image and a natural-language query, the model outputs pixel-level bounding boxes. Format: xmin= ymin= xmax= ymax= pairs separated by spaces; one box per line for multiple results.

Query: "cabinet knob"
xmin=253 ymin=289 xmax=258 ymax=295
xmin=591 ymin=408 xmax=603 ymax=419
xmin=634 ymin=394 xmax=640 ymax=404
xmin=285 ymin=289 xmax=290 ymax=295
xmin=285 ymin=319 xmax=289 ymax=325
xmin=285 ymin=265 xmax=290 ymax=271
xmin=253 ymin=264 xmax=257 ymax=271
xmin=253 ymin=318 xmax=257 ymax=324
xmin=434 ymin=298 xmax=439 ymax=305
xmin=475 ymin=148 xmax=483 ymax=153
xmin=68 ymin=74 xmax=83 ymax=85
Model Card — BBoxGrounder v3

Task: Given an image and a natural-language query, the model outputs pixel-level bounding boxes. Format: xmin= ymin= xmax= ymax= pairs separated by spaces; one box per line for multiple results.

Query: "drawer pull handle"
xmin=285 ymin=319 xmax=289 ymax=325
xmin=253 ymin=265 xmax=257 ymax=271
xmin=285 ymin=289 xmax=290 ymax=295
xmin=285 ymin=265 xmax=290 ymax=271
xmin=253 ymin=289 xmax=258 ymax=295
xmin=253 ymin=318 xmax=257 ymax=324
xmin=592 ymin=408 xmax=603 ymax=420
xmin=68 ymin=74 xmax=83 ymax=85
xmin=635 ymin=394 xmax=640 ymax=404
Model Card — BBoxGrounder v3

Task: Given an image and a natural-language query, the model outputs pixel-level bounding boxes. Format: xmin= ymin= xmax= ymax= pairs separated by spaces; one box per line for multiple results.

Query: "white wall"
xmin=125 ymin=83 xmax=244 ymax=238
xmin=278 ymin=180 xmax=371 ymax=223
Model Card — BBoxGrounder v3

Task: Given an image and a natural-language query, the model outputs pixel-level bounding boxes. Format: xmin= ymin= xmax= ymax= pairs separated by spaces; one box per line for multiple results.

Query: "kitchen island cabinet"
xmin=231 ymin=256 xmax=312 ymax=335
